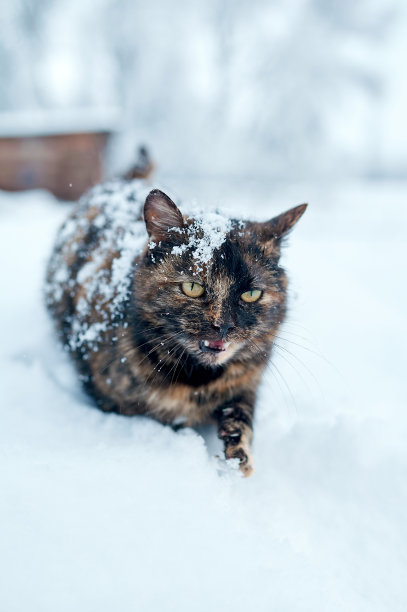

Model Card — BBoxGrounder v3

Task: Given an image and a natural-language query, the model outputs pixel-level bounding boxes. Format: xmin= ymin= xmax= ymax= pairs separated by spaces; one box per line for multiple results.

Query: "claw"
xmin=224 ymin=445 xmax=254 ymax=477
xmin=240 ymin=462 xmax=254 ymax=478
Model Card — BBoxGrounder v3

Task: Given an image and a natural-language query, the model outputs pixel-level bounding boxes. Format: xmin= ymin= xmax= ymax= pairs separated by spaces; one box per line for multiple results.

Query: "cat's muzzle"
xmin=199 ymin=339 xmax=231 ymax=353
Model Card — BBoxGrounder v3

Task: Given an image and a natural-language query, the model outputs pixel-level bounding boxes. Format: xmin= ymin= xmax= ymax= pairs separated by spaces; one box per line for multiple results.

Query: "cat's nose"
xmin=213 ymin=321 xmax=235 ymax=339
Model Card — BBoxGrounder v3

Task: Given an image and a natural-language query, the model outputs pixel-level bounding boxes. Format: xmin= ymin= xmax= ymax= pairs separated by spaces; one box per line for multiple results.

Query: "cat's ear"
xmin=144 ymin=189 xmax=184 ymax=241
xmin=263 ymin=203 xmax=307 ymax=240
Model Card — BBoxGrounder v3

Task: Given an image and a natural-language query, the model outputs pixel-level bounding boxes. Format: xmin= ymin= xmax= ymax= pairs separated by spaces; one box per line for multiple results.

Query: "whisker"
xmin=98 ymin=329 xmax=184 ymax=376
xmin=247 ymin=338 xmax=296 ymax=412
xmin=142 ymin=340 xmax=183 ymax=390
xmin=132 ymin=331 xmax=185 ymax=375
xmin=97 ymin=328 xmax=167 ymax=374
xmin=173 ymin=347 xmax=190 ymax=386
xmin=276 ymin=334 xmax=336 ymax=370
xmin=274 ymin=341 xmax=322 ymax=396
xmin=274 ymin=343 xmax=316 ymax=400
xmin=170 ymin=347 xmax=188 ymax=386
xmin=275 ymin=328 xmax=314 ymax=344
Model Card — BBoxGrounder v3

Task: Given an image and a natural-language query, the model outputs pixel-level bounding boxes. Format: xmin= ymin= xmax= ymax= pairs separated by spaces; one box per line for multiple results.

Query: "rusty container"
xmin=0 ymin=109 xmax=118 ymax=201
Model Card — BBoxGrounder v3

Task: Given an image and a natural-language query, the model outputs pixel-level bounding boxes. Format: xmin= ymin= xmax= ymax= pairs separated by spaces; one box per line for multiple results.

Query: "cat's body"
xmin=46 ymin=177 xmax=306 ymax=476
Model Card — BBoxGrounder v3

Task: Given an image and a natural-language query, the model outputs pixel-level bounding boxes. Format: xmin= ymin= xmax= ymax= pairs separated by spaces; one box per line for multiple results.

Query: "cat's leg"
xmin=214 ymin=401 xmax=255 ymax=477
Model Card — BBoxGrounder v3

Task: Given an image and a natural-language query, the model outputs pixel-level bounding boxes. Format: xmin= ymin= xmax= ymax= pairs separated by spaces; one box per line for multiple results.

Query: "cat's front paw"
xmin=225 ymin=445 xmax=254 ymax=478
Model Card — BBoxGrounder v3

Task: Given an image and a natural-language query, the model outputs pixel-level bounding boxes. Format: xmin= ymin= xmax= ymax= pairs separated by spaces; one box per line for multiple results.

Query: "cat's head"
xmin=133 ymin=189 xmax=306 ymax=368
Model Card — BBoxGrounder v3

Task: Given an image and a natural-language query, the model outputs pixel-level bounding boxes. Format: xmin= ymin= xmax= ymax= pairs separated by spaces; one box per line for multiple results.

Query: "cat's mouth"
xmin=199 ymin=339 xmax=231 ymax=354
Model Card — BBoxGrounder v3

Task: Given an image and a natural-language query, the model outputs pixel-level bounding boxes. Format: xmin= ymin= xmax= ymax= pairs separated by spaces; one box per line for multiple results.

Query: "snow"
xmin=171 ymin=208 xmax=233 ymax=271
xmin=1 ymin=180 xmax=407 ymax=611
xmin=0 ymin=107 xmax=120 ymax=138
xmin=46 ymin=179 xmax=150 ymax=351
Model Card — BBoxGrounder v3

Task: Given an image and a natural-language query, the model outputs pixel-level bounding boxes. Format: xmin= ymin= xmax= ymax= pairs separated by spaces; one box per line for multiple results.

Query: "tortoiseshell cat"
xmin=46 ymin=173 xmax=306 ymax=476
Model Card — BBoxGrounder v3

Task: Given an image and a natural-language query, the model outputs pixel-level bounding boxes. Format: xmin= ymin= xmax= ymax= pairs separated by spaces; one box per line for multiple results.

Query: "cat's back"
xmin=46 ymin=178 xmax=149 ymax=348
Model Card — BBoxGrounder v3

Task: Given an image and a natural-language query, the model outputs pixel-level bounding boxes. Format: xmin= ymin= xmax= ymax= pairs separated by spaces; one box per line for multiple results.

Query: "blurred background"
xmin=0 ymin=0 xmax=406 ymax=199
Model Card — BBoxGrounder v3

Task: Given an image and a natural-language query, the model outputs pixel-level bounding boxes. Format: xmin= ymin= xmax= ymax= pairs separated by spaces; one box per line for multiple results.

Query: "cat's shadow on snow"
xmin=43 ymin=337 xmax=224 ymax=456
xmin=193 ymin=423 xmax=224 ymax=457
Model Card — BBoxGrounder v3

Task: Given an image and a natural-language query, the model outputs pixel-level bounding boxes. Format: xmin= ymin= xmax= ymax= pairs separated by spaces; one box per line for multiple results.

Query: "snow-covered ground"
xmin=0 ymin=179 xmax=406 ymax=611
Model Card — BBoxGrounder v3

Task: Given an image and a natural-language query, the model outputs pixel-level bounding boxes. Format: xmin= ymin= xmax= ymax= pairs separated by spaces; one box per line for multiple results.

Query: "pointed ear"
xmin=264 ymin=203 xmax=307 ymax=240
xmin=144 ymin=189 xmax=184 ymax=241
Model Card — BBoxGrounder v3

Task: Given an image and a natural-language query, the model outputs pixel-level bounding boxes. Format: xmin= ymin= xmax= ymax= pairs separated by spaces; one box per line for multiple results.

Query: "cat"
xmin=46 ymin=172 xmax=306 ymax=477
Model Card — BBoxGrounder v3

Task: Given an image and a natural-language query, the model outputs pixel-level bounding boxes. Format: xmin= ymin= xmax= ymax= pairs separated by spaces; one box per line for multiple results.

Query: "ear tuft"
xmin=267 ymin=203 xmax=307 ymax=239
xmin=144 ymin=189 xmax=184 ymax=240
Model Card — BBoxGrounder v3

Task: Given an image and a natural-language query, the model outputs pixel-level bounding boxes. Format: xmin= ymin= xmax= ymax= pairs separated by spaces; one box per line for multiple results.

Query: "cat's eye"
xmin=181 ymin=281 xmax=205 ymax=298
xmin=241 ymin=289 xmax=262 ymax=303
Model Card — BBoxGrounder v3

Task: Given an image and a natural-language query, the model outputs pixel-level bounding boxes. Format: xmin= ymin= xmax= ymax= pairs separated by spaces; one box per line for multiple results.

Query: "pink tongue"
xmin=209 ymin=340 xmax=226 ymax=350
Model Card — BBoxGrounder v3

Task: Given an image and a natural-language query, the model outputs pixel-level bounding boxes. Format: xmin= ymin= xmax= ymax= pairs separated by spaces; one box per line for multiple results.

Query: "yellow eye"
xmin=241 ymin=289 xmax=262 ymax=303
xmin=182 ymin=281 xmax=205 ymax=298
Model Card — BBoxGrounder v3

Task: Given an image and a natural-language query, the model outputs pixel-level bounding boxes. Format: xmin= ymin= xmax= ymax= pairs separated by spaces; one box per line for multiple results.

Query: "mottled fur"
xmin=46 ymin=182 xmax=306 ymax=476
